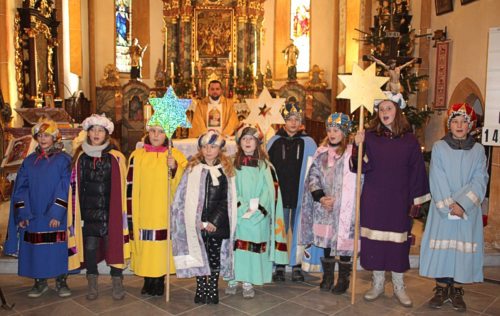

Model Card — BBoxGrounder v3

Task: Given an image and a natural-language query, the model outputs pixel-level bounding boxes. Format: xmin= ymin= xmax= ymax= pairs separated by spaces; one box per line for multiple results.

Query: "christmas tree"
xmin=357 ymin=0 xmax=432 ymax=129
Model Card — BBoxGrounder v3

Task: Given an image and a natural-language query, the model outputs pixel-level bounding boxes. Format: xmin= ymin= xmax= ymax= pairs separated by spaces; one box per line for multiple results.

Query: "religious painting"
xmin=195 ymin=9 xmax=234 ymax=60
xmin=290 ymin=0 xmax=311 ymax=73
xmin=435 ymin=0 xmax=453 ymax=15
xmin=2 ymin=135 xmax=36 ymax=168
xmin=128 ymin=95 xmax=144 ymax=121
xmin=44 ymin=93 xmax=55 ymax=108
xmin=115 ymin=0 xmax=132 ymax=73
xmin=461 ymin=0 xmax=478 ymax=4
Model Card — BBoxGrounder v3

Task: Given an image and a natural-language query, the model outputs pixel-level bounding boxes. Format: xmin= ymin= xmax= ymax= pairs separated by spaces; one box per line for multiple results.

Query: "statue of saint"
xmin=128 ymin=38 xmax=148 ymax=79
xmin=282 ymin=39 xmax=300 ymax=81
xmin=368 ymin=55 xmax=417 ymax=94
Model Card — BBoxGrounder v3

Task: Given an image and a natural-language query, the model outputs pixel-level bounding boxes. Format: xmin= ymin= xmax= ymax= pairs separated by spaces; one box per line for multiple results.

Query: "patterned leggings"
xmin=203 ymin=234 xmax=222 ymax=272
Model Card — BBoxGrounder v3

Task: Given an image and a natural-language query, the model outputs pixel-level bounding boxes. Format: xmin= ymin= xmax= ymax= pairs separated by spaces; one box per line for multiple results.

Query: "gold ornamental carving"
xmin=14 ymin=13 xmax=24 ymax=101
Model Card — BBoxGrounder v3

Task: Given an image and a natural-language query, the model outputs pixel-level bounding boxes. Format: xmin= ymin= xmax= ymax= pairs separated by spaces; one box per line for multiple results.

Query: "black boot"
xmin=194 ymin=276 xmax=206 ymax=304
xmin=429 ymin=283 xmax=449 ymax=309
xmin=141 ymin=277 xmax=152 ymax=296
xmin=272 ymin=265 xmax=286 ymax=282
xmin=332 ymin=260 xmax=351 ymax=295
xmin=319 ymin=257 xmax=335 ymax=291
xmin=449 ymin=284 xmax=466 ymax=312
xmin=205 ymin=272 xmax=220 ymax=304
xmin=153 ymin=276 xmax=165 ymax=296
xmin=291 ymin=265 xmax=305 ymax=282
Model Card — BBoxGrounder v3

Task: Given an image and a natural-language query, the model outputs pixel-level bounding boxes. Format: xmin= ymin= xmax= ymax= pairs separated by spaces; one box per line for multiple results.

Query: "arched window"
xmin=290 ymin=0 xmax=310 ymax=73
xmin=115 ymin=0 xmax=132 ymax=73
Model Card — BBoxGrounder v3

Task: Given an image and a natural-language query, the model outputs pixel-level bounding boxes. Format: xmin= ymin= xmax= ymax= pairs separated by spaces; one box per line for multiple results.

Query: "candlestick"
xmin=191 ymin=62 xmax=195 ymax=77
xmin=229 ymin=52 xmax=232 ymax=62
xmin=233 ymin=62 xmax=237 ymax=77
xmin=253 ymin=63 xmax=257 ymax=77
xmin=196 ymin=50 xmax=199 ymax=61
xmin=170 ymin=62 xmax=174 ymax=78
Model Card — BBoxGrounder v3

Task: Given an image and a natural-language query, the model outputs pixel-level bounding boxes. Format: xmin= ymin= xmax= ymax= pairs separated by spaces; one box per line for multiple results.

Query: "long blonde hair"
xmin=187 ymin=148 xmax=235 ymax=177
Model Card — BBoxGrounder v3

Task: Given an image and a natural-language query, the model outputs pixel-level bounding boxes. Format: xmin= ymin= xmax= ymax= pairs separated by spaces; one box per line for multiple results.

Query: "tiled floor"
xmin=1 ymin=268 xmax=499 ymax=315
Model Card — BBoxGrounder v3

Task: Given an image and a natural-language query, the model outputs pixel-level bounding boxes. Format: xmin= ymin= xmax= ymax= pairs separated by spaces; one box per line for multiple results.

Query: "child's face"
xmin=88 ymin=126 xmax=107 ymax=146
xmin=201 ymin=144 xmax=221 ymax=164
xmin=148 ymin=127 xmax=167 ymax=146
xmin=240 ymin=135 xmax=257 ymax=156
xmin=36 ymin=133 xmax=54 ymax=150
xmin=327 ymin=126 xmax=344 ymax=145
xmin=284 ymin=116 xmax=301 ymax=135
xmin=378 ymin=101 xmax=397 ymax=129
xmin=449 ymin=115 xmax=470 ymax=140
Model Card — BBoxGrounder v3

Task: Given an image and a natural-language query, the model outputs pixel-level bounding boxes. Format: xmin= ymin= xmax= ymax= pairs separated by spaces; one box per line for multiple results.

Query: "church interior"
xmin=0 ymin=0 xmax=500 ymax=315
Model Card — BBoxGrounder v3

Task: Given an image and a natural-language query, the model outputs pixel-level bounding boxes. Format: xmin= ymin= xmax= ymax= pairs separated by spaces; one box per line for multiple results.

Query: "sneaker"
xmin=27 ymin=279 xmax=49 ymax=298
xmin=225 ymin=282 xmax=238 ymax=295
xmin=428 ymin=283 xmax=449 ymax=309
xmin=56 ymin=275 xmax=72 ymax=298
xmin=242 ymin=283 xmax=255 ymax=299
xmin=449 ymin=285 xmax=466 ymax=312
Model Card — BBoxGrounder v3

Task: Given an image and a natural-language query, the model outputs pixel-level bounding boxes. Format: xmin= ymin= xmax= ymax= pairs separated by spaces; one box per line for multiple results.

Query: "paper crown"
xmin=235 ymin=123 xmax=264 ymax=144
xmin=374 ymin=91 xmax=407 ymax=110
xmin=32 ymin=118 xmax=61 ymax=140
xmin=280 ymin=102 xmax=303 ymax=120
xmin=447 ymin=103 xmax=477 ymax=129
xmin=198 ymin=129 xmax=226 ymax=149
xmin=82 ymin=113 xmax=115 ymax=134
xmin=325 ymin=112 xmax=353 ymax=135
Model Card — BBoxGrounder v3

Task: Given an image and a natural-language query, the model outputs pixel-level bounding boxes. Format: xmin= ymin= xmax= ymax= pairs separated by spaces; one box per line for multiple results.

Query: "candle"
xmin=195 ymin=50 xmax=199 ymax=61
xmin=424 ymin=104 xmax=428 ymax=111
xmin=233 ymin=62 xmax=237 ymax=77
xmin=170 ymin=62 xmax=174 ymax=77
xmin=253 ymin=63 xmax=257 ymax=77
xmin=191 ymin=61 xmax=195 ymax=76
xmin=229 ymin=52 xmax=232 ymax=62
xmin=144 ymin=103 xmax=152 ymax=122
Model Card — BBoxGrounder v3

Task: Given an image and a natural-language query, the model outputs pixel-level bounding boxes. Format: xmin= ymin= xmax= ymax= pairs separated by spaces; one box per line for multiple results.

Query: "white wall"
xmin=426 ymin=0 xmax=500 ymax=147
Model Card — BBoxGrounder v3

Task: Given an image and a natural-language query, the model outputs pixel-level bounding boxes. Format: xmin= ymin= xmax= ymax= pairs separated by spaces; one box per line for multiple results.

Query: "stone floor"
xmin=1 ymin=268 xmax=499 ymax=316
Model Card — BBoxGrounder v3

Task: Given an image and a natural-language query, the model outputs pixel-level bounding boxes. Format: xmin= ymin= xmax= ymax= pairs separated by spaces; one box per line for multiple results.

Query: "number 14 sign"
xmin=482 ymin=28 xmax=500 ymax=147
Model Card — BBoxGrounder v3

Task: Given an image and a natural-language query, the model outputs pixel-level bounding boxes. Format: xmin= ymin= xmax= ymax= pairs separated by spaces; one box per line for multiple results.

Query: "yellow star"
xmin=337 ymin=63 xmax=389 ymax=114
xmin=275 ymin=218 xmax=286 ymax=238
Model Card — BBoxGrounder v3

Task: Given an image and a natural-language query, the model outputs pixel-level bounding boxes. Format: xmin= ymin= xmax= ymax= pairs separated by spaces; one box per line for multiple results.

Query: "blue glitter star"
xmin=148 ymin=86 xmax=192 ymax=138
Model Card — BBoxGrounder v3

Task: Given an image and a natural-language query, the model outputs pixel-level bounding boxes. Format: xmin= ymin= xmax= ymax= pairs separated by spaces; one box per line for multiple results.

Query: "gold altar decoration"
xmin=304 ymin=64 xmax=328 ymax=90
xmin=100 ymin=64 xmax=121 ymax=88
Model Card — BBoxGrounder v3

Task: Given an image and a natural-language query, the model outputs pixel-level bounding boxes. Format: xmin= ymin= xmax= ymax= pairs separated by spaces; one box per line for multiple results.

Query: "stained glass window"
xmin=290 ymin=0 xmax=310 ymax=73
xmin=115 ymin=0 xmax=132 ymax=73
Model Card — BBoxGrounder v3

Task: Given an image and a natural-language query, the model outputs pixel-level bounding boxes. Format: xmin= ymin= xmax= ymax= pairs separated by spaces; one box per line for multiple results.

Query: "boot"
xmin=194 ymin=276 xmax=206 ymax=304
xmin=332 ymin=261 xmax=351 ymax=295
xmin=27 ymin=278 xmax=48 ymax=298
xmin=225 ymin=281 xmax=238 ymax=295
xmin=291 ymin=265 xmax=305 ymax=282
xmin=272 ymin=265 xmax=286 ymax=282
xmin=242 ymin=282 xmax=255 ymax=299
xmin=364 ymin=270 xmax=385 ymax=301
xmin=55 ymin=274 xmax=72 ymax=298
xmin=112 ymin=276 xmax=125 ymax=300
xmin=428 ymin=282 xmax=449 ymax=309
xmin=391 ymin=272 xmax=412 ymax=307
xmin=141 ymin=277 xmax=152 ymax=296
xmin=153 ymin=276 xmax=165 ymax=296
xmin=319 ymin=257 xmax=335 ymax=291
xmin=86 ymin=274 xmax=98 ymax=300
xmin=449 ymin=284 xmax=466 ymax=312
xmin=205 ymin=272 xmax=220 ymax=304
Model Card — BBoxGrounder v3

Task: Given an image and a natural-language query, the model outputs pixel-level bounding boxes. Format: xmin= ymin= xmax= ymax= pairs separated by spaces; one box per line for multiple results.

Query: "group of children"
xmin=4 ymin=96 xmax=488 ymax=312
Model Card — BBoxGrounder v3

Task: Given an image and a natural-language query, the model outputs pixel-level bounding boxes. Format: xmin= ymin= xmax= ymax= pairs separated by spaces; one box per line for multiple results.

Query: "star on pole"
xmin=244 ymin=87 xmax=286 ymax=134
xmin=148 ymin=86 xmax=192 ymax=139
xmin=337 ymin=63 xmax=389 ymax=114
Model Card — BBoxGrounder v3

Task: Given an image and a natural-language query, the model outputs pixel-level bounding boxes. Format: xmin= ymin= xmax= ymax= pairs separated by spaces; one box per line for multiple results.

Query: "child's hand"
xmin=354 ymin=130 xmax=365 ymax=145
xmin=18 ymin=220 xmax=29 ymax=228
xmin=167 ymin=156 xmax=177 ymax=169
xmin=320 ymin=196 xmax=335 ymax=210
xmin=49 ymin=219 xmax=60 ymax=228
xmin=449 ymin=203 xmax=465 ymax=218
xmin=205 ymin=222 xmax=217 ymax=233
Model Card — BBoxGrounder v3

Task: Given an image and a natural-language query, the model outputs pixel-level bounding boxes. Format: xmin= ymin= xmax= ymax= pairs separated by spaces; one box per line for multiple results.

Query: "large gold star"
xmin=337 ymin=63 xmax=389 ymax=114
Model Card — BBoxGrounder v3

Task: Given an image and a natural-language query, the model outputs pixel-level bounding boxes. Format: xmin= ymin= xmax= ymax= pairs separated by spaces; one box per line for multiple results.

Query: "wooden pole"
xmin=166 ymin=138 xmax=172 ymax=303
xmin=351 ymin=106 xmax=365 ymax=305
